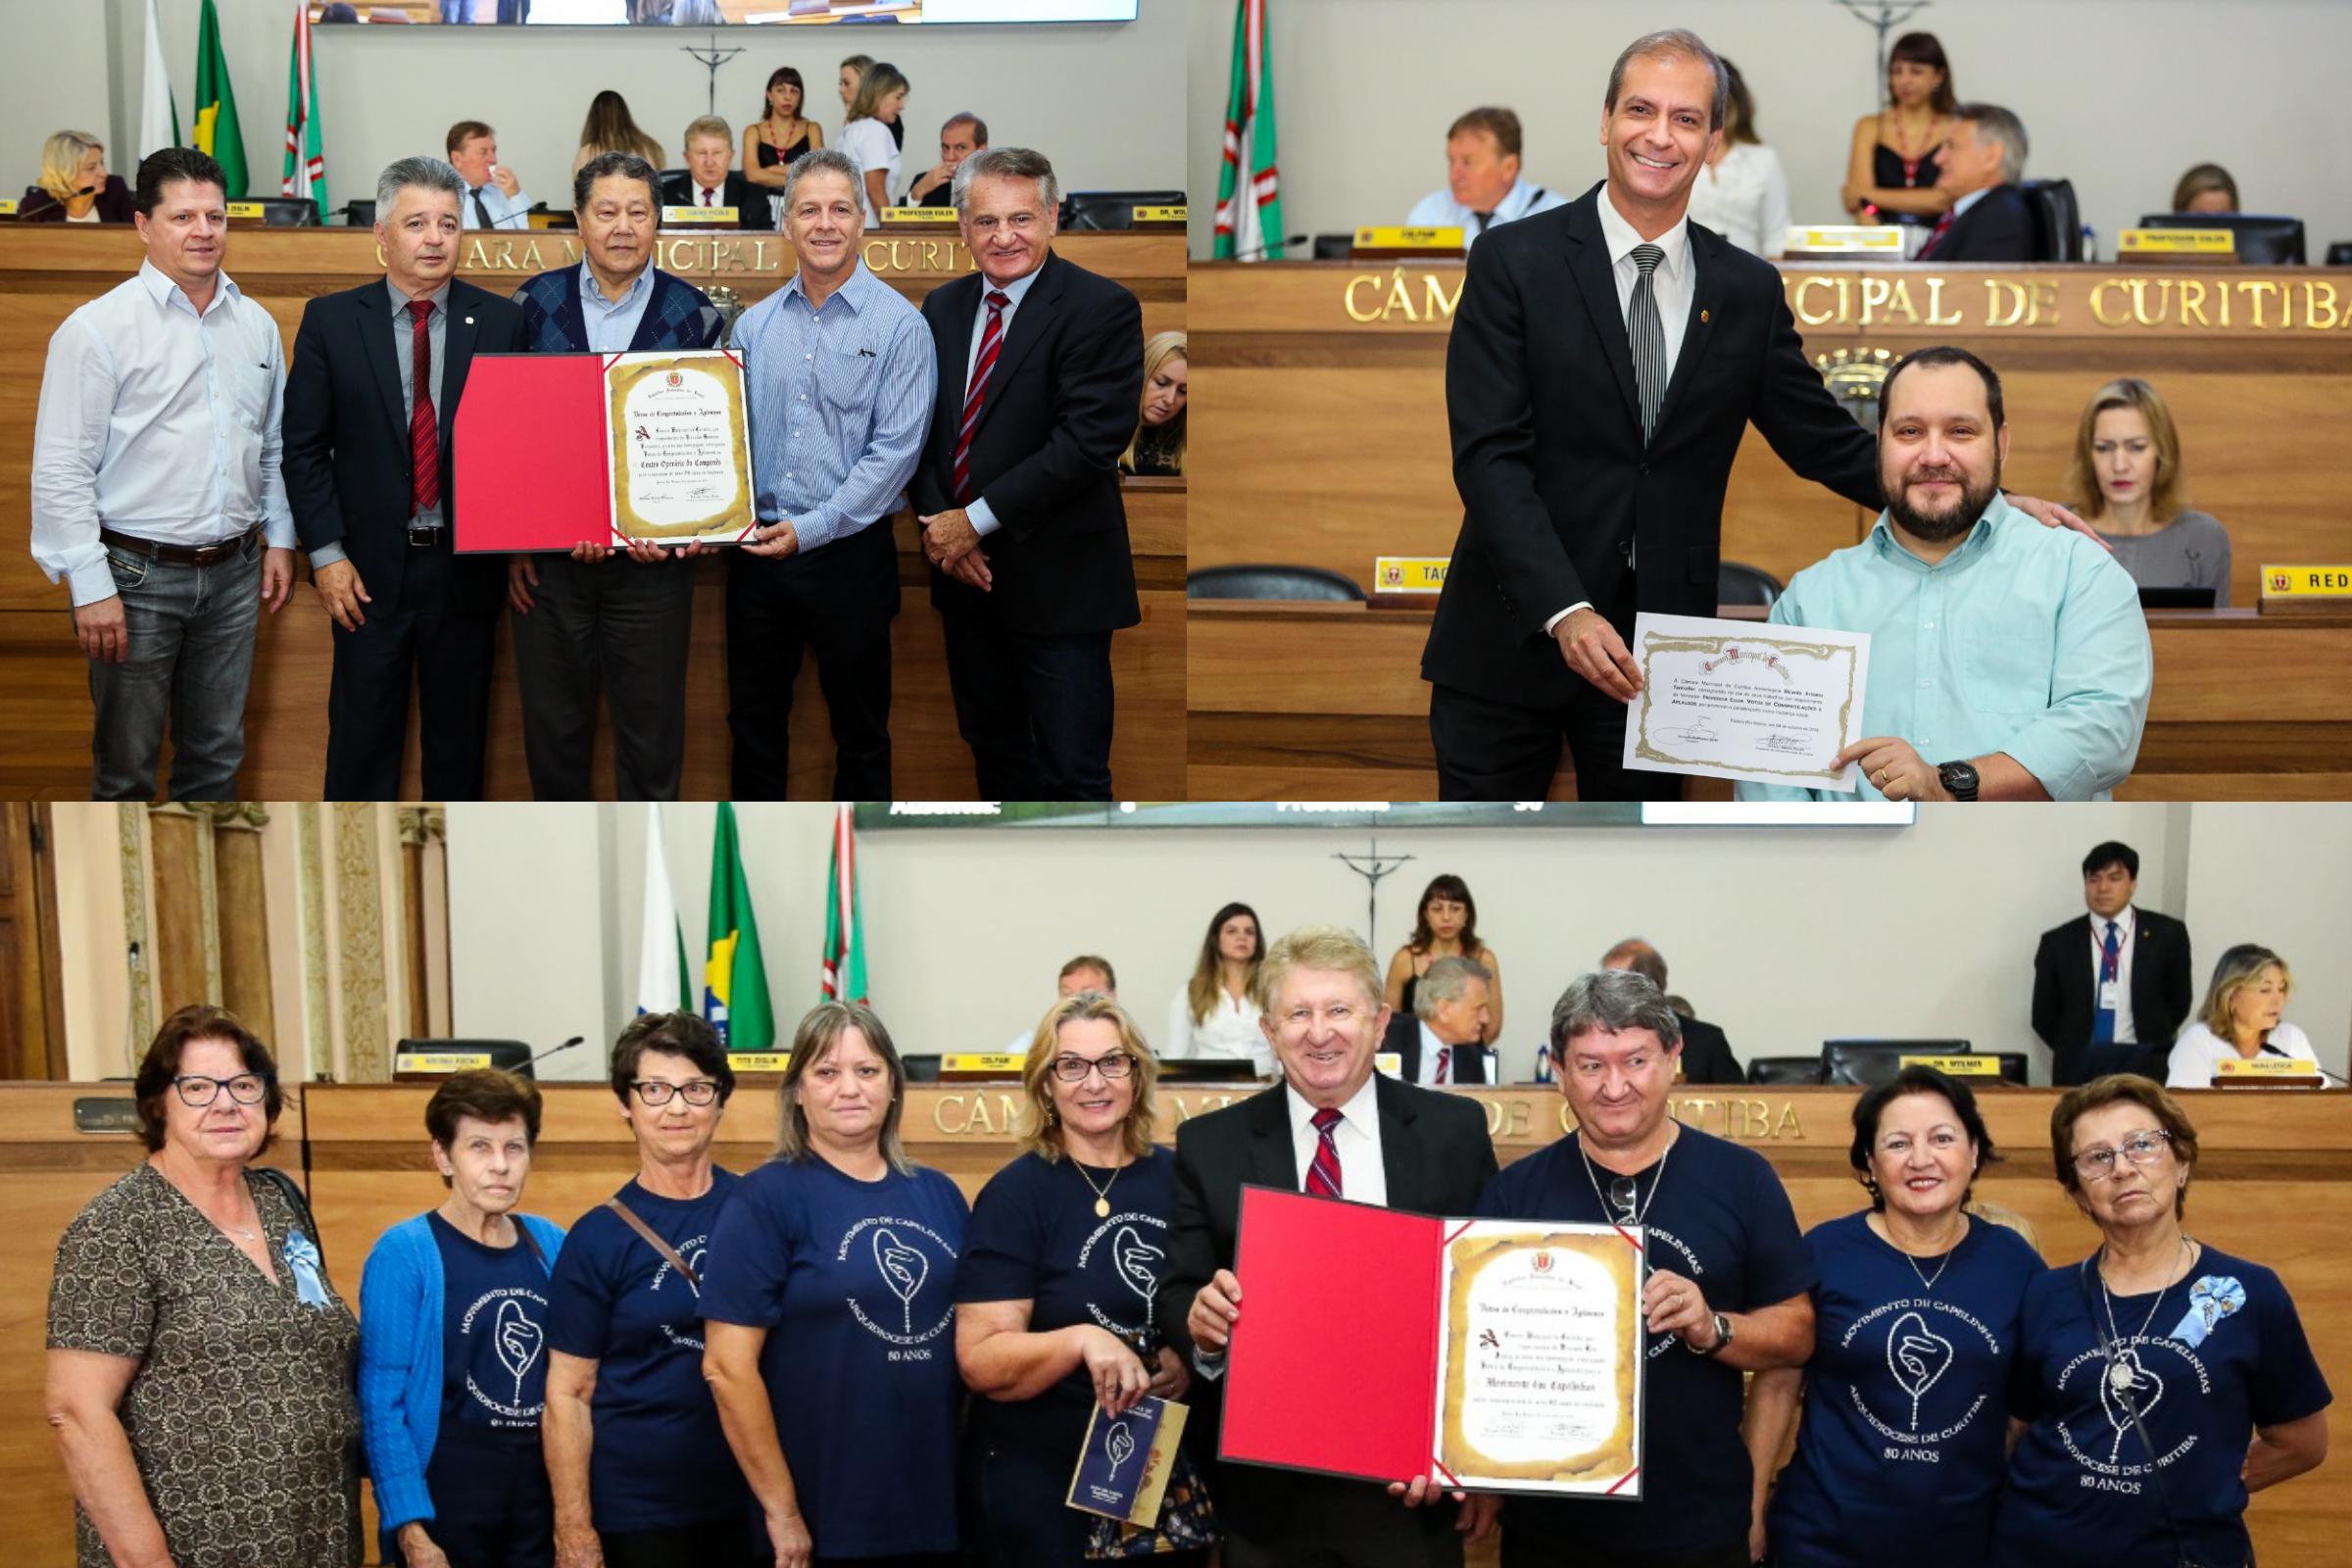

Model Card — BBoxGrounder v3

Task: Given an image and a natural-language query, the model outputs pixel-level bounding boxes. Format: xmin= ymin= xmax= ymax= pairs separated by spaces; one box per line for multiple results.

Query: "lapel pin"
xmin=1700 ymin=309 xmax=1710 ymax=323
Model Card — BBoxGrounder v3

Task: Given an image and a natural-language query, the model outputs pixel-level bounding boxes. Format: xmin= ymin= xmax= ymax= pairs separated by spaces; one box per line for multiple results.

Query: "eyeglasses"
xmin=2073 ymin=1128 xmax=2174 ymax=1181
xmin=631 ymin=1080 xmax=721 ymax=1106
xmin=173 ymin=1073 xmax=269 ymax=1107
xmin=1050 ymin=1053 xmax=1134 ymax=1084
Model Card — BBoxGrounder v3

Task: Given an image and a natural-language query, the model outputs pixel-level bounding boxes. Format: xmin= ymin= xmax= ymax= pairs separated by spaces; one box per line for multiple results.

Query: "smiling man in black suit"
xmin=2033 ymin=839 xmax=2193 ymax=1084
xmin=912 ymin=145 xmax=1144 ymax=801
xmin=283 ymin=155 xmax=528 ymax=800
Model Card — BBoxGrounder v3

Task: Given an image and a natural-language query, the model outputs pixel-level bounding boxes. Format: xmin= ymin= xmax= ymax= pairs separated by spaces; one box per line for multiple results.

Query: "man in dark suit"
xmin=1600 ymin=938 xmax=1744 ymax=1084
xmin=1426 ymin=29 xmax=1883 ymax=802
xmin=903 ymin=112 xmax=986 ymax=208
xmin=2034 ymin=839 xmax=2193 ymax=1084
xmin=661 ymin=116 xmax=773 ymax=230
xmin=1379 ymin=954 xmax=1494 ymax=1084
xmin=285 ymin=155 xmax=528 ymax=799
xmin=507 ymin=152 xmax=723 ymax=801
xmin=1159 ymin=925 xmax=1498 ymax=1566
xmin=912 ymin=146 xmax=1144 ymax=800
xmin=1916 ymin=104 xmax=2035 ymax=263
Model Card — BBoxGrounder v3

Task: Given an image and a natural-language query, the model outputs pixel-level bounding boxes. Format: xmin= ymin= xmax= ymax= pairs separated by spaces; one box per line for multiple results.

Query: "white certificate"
xmin=1621 ymin=612 xmax=1872 ymax=792
xmin=1433 ymin=1221 xmax=1644 ymax=1495
xmin=604 ymin=350 xmax=757 ymax=545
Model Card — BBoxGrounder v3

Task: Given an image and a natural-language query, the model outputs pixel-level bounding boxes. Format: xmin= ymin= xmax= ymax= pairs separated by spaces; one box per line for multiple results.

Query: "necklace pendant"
xmin=2109 ymin=1360 xmax=2135 ymax=1392
xmin=1095 ymin=1197 xmax=1110 ymax=1218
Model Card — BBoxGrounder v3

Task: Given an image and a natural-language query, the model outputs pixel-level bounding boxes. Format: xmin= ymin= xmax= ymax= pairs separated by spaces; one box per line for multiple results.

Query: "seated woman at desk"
xmin=2173 ymin=163 xmax=2240 ymax=214
xmin=1121 ymin=331 xmax=1187 ymax=477
xmin=2168 ymin=944 xmax=2327 ymax=1087
xmin=1840 ymin=30 xmax=1957 ymax=229
xmin=2064 ymin=377 xmax=2232 ymax=605
xmin=20 ymin=130 xmax=134 ymax=223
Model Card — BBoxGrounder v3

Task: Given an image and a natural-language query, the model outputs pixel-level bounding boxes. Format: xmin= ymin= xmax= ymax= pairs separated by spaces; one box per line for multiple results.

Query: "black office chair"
xmin=1186 ymin=564 xmax=1367 ymax=602
xmin=1746 ymin=1056 xmax=1825 ymax=1086
xmin=1312 ymin=233 xmax=1355 ymax=261
xmin=1718 ymin=561 xmax=1783 ymax=610
xmin=392 ymin=1038 xmax=535 ymax=1078
xmin=2021 ymin=178 xmax=2081 ymax=263
xmin=1060 ymin=190 xmax=1189 ymax=231
xmin=901 ymin=1054 xmax=942 ymax=1083
xmin=2327 ymin=241 xmax=2352 ymax=268
xmin=339 ymin=199 xmax=375 ymax=227
xmin=248 ymin=197 xmax=323 ymax=227
xmin=2135 ymin=212 xmax=2306 ymax=265
xmin=1821 ymin=1039 xmax=1974 ymax=1088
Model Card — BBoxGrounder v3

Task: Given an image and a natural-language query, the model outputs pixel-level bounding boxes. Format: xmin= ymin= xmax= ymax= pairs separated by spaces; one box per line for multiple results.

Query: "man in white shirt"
xmin=28 ymin=147 xmax=297 ymax=801
xmin=1404 ymin=106 xmax=1567 ymax=244
xmin=446 ymin=120 xmax=532 ymax=229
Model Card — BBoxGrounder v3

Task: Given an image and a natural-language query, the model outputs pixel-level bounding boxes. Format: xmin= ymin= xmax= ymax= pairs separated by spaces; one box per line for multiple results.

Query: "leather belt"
xmin=99 ymin=525 xmax=258 ymax=567
xmin=406 ymin=525 xmax=441 ymax=548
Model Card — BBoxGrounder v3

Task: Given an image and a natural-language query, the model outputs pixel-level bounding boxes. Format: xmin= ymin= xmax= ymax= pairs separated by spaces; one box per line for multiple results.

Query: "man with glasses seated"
xmin=1160 ymin=925 xmax=1498 ymax=1567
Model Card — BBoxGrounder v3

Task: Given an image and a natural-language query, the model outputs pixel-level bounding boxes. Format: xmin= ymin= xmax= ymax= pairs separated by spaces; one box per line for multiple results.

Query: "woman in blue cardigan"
xmin=360 ymin=1070 xmax=566 ymax=1568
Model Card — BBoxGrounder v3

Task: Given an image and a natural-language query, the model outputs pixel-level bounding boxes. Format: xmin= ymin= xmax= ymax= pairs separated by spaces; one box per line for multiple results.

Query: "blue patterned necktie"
xmin=2091 ymin=919 xmax=2122 ymax=1044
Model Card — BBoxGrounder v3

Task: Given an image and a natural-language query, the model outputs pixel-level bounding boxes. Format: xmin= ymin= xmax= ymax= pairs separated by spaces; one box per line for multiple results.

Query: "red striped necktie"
xmin=1919 ymin=208 xmax=1956 ymax=260
xmin=952 ymin=288 xmax=1011 ymax=504
xmin=1435 ymin=1046 xmax=1451 ymax=1085
xmin=1305 ymin=1106 xmax=1345 ymax=1198
xmin=407 ymin=298 xmax=438 ymax=517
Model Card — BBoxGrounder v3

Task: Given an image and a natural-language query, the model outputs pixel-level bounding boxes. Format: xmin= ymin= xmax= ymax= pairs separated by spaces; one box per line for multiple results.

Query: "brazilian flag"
xmin=192 ymin=0 xmax=247 ymax=197
xmin=704 ymin=804 xmax=775 ymax=1052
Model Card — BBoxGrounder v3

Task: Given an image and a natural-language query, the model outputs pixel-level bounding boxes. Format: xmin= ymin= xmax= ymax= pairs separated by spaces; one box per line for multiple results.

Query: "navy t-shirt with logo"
xmin=1992 ymin=1245 xmax=2331 ymax=1568
xmin=430 ymin=1211 xmax=553 ymax=1440
xmin=545 ymin=1170 xmax=751 ymax=1536
xmin=1766 ymin=1209 xmax=2045 ymax=1568
xmin=955 ymin=1147 xmax=1177 ymax=1461
xmin=701 ymin=1154 xmax=968 ymax=1558
xmin=1475 ymin=1124 xmax=1815 ymax=1557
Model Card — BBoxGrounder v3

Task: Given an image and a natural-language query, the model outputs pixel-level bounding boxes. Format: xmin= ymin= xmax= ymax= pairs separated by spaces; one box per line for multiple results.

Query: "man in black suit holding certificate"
xmin=284 ymin=155 xmax=528 ymax=799
xmin=912 ymin=146 xmax=1144 ymax=801
xmin=1157 ymin=925 xmax=1498 ymax=1566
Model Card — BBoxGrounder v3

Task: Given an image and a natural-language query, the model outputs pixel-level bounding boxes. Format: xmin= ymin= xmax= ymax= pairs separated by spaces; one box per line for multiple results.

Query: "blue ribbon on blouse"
xmin=282 ymin=1229 xmax=330 ymax=1309
xmin=2170 ymin=1274 xmax=2246 ymax=1348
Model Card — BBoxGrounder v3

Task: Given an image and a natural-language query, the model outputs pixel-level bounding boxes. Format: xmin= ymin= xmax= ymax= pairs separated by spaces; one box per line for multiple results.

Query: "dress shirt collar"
xmin=978 ymin=258 xmax=1046 ymax=308
xmin=1418 ymin=1020 xmax=1450 ymax=1076
xmin=1867 ymin=489 xmax=2022 ymax=572
xmin=1594 ymin=182 xmax=1691 ymax=284
xmin=578 ymin=258 xmax=652 ymax=312
xmin=1285 ymin=1070 xmax=1382 ymax=1140
xmin=2097 ymin=906 xmax=2137 ymax=943
xmin=138 ymin=258 xmax=241 ymax=318
xmin=1952 ymin=184 xmax=1993 ymax=220
xmin=386 ymin=276 xmax=453 ymax=317
xmin=783 ymin=256 xmax=883 ymax=312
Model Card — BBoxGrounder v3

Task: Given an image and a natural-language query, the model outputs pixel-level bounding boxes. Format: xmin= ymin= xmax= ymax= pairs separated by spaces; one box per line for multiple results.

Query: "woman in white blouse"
xmin=1163 ymin=903 xmax=1269 ymax=1076
xmin=837 ymin=61 xmax=909 ymax=223
xmin=1683 ymin=58 xmax=1789 ymax=260
xmin=2168 ymin=944 xmax=2326 ymax=1087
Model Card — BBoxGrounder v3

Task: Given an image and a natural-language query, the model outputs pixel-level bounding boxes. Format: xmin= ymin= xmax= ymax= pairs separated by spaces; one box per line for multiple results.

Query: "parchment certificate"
xmin=1622 ymin=612 xmax=1872 ymax=791
xmin=604 ymin=350 xmax=756 ymax=544
xmin=1434 ymin=1222 xmax=1643 ymax=1495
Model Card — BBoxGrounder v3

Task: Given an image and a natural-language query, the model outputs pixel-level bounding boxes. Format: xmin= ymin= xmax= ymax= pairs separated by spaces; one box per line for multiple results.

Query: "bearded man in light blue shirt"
xmin=1739 ymin=345 xmax=2151 ymax=803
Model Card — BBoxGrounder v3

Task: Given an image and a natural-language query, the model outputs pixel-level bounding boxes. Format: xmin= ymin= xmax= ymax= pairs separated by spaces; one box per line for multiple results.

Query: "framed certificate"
xmin=1622 ymin=612 xmax=1873 ymax=792
xmin=1221 ymin=1186 xmax=1645 ymax=1497
xmin=604 ymin=350 xmax=757 ymax=545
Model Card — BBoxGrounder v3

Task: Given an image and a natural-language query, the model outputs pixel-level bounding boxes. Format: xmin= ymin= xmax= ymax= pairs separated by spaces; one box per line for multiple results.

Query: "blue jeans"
xmin=86 ymin=532 xmax=262 ymax=802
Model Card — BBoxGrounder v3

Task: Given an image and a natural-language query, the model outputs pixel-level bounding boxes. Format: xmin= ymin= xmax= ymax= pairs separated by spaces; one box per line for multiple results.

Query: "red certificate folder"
xmin=1222 ymin=1185 xmax=1644 ymax=1495
xmin=452 ymin=353 xmax=611 ymax=553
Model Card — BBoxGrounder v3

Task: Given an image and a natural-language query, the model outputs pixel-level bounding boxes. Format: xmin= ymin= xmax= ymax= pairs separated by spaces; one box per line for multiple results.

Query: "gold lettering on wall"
xmin=1923 ymin=275 xmax=1964 ymax=325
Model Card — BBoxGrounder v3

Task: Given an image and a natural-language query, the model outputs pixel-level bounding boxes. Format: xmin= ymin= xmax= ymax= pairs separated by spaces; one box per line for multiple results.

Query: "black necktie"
xmin=1473 ymin=211 xmax=1494 ymax=234
xmin=471 ymin=187 xmax=495 ymax=228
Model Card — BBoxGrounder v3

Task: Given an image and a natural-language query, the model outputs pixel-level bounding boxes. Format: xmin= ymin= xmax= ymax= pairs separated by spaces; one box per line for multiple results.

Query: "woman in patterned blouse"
xmin=45 ymin=1004 xmax=360 ymax=1568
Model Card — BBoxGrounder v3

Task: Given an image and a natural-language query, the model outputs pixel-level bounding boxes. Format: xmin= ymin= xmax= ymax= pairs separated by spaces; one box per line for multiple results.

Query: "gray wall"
xmin=14 ymin=0 xmax=1180 ymax=214
xmin=447 ymin=803 xmax=2352 ymax=1085
xmin=1186 ymin=0 xmax=2352 ymax=258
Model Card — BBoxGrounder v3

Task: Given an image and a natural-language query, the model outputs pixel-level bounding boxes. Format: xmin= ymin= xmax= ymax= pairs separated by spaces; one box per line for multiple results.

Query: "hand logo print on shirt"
xmin=494 ymin=1297 xmax=545 ymax=1405
xmin=1113 ymin=1225 xmax=1164 ymax=1305
xmin=1886 ymin=1310 xmax=1954 ymax=1431
xmin=1105 ymin=1419 xmax=1137 ymax=1481
xmin=874 ymin=1226 xmax=929 ymax=1335
xmin=682 ymin=1244 xmax=708 ymax=1299
xmin=2098 ymin=1347 xmax=2164 ymax=1462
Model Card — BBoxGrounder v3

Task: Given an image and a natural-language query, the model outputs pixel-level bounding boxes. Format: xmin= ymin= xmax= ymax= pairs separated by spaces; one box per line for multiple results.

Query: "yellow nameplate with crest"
xmin=2260 ymin=564 xmax=2352 ymax=599
xmin=1374 ymin=556 xmax=1449 ymax=593
xmin=0 ymin=198 xmax=18 ymax=217
xmin=393 ymin=1052 xmax=490 ymax=1074
xmin=1354 ymin=225 xmax=1465 ymax=251
xmin=2212 ymin=1056 xmax=2316 ymax=1078
xmin=224 ymin=201 xmax=267 ymax=220
xmin=1785 ymin=225 xmax=1905 ymax=253
xmin=882 ymin=207 xmax=954 ymax=223
xmin=1899 ymin=1054 xmax=1999 ymax=1077
xmin=727 ymin=1054 xmax=793 ymax=1073
xmin=1133 ymin=205 xmax=1188 ymax=223
xmin=941 ymin=1053 xmax=1027 ymax=1076
xmin=662 ymin=205 xmax=738 ymax=224
xmin=2119 ymin=228 xmax=2235 ymax=256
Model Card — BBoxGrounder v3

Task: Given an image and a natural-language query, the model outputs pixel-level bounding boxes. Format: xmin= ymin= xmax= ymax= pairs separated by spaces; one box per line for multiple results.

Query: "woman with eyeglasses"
xmin=47 ymin=1004 xmax=359 ymax=1568
xmin=360 ymin=1069 xmax=567 ymax=1568
xmin=543 ymin=1012 xmax=753 ymax=1568
xmin=956 ymin=992 xmax=1211 ymax=1566
xmin=1992 ymin=1076 xmax=2330 ymax=1568
xmin=1745 ymin=1066 xmax=2042 ymax=1567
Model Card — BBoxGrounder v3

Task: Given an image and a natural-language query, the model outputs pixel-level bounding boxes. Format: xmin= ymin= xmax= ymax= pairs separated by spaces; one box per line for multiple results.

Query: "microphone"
xmin=1225 ymin=231 xmax=1311 ymax=262
xmin=2260 ymin=1041 xmax=2350 ymax=1086
xmin=528 ymin=1035 xmax=587 ymax=1071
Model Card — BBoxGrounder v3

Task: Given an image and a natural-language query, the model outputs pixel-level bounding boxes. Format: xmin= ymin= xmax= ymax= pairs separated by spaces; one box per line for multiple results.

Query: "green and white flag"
xmin=282 ymin=3 xmax=327 ymax=220
xmin=192 ymin=0 xmax=247 ymax=196
xmin=634 ymin=804 xmax=690 ymax=1017
xmin=819 ymin=805 xmax=867 ymax=1004
xmin=1213 ymin=0 xmax=1284 ymax=261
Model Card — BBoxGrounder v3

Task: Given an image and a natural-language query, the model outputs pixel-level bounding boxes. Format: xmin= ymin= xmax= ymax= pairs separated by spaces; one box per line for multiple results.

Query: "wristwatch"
xmin=1692 ymin=1310 xmax=1734 ymax=1356
xmin=1936 ymin=760 xmax=1981 ymax=802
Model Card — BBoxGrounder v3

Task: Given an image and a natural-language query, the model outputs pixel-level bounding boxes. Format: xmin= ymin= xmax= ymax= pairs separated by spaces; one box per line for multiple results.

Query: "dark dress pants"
xmin=599 ymin=1515 xmax=758 ymax=1567
xmin=1216 ymin=1471 xmax=1465 ymax=1568
xmin=509 ymin=552 xmax=695 ymax=800
xmin=393 ymin=1424 xmax=553 ymax=1568
xmin=323 ymin=546 xmax=497 ymax=801
xmin=1431 ymin=567 xmax=1686 ymax=803
xmin=724 ymin=522 xmax=897 ymax=800
xmin=939 ymin=601 xmax=1115 ymax=801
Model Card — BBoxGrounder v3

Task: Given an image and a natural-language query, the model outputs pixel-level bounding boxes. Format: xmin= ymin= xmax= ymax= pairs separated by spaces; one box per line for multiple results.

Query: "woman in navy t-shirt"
xmin=1994 ymin=1077 xmax=2330 ymax=1568
xmin=956 ymin=992 xmax=1209 ymax=1566
xmin=702 ymin=1003 xmax=968 ymax=1568
xmin=544 ymin=1012 xmax=754 ymax=1568
xmin=1752 ymin=1065 xmax=2044 ymax=1567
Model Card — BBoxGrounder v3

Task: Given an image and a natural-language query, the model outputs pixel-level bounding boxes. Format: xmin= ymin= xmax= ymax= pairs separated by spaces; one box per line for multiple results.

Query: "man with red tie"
xmin=1158 ymin=925 xmax=1497 ymax=1567
xmin=284 ymin=156 xmax=529 ymax=799
xmin=659 ymin=116 xmax=774 ymax=232
xmin=1379 ymin=955 xmax=1494 ymax=1085
xmin=912 ymin=146 xmax=1144 ymax=800
xmin=1914 ymin=103 xmax=2035 ymax=263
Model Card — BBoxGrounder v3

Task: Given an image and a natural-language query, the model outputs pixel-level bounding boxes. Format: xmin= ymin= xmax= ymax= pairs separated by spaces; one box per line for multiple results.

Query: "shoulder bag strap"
xmin=250 ymin=1165 xmax=324 ymax=1270
xmin=606 ymin=1197 xmax=699 ymax=1288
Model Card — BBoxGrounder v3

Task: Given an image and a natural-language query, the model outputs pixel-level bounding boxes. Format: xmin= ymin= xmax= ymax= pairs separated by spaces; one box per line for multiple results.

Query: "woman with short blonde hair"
xmin=2064 ymin=376 xmax=2232 ymax=605
xmin=22 ymin=129 xmax=133 ymax=222
xmin=2167 ymin=944 xmax=2323 ymax=1088
xmin=1122 ymin=330 xmax=1188 ymax=475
